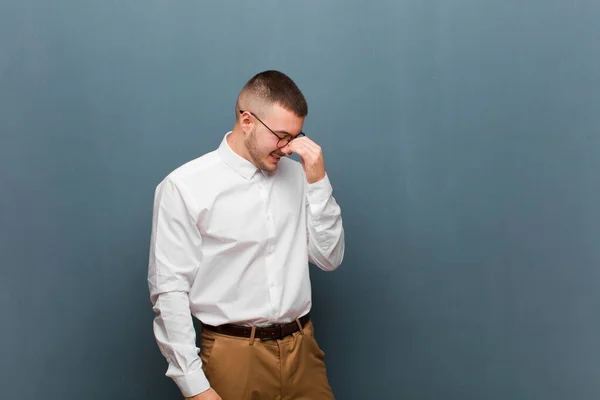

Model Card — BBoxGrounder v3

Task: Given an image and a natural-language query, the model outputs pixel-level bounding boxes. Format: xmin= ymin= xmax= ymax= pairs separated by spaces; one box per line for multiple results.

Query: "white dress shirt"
xmin=147 ymin=132 xmax=345 ymax=396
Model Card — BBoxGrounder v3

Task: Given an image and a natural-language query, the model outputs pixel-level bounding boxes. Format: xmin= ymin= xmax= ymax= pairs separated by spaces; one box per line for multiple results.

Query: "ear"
xmin=239 ymin=111 xmax=254 ymax=135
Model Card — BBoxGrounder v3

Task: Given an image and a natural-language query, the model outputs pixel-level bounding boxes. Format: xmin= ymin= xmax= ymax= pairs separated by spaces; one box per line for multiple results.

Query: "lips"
xmin=271 ymin=152 xmax=284 ymax=161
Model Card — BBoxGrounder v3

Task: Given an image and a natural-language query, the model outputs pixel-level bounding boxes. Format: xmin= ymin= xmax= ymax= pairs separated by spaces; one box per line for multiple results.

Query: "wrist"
xmin=307 ymin=171 xmax=326 ymax=184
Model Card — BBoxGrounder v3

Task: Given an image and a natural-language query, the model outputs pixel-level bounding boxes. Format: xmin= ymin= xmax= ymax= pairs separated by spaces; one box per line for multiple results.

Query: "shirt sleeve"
xmin=305 ymin=173 xmax=345 ymax=271
xmin=147 ymin=177 xmax=210 ymax=397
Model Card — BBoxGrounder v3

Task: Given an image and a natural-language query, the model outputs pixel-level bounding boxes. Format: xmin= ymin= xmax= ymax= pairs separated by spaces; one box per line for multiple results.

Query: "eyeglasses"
xmin=239 ymin=110 xmax=305 ymax=149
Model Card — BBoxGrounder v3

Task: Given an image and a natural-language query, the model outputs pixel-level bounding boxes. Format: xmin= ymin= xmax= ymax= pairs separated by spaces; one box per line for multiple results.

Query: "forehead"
xmin=263 ymin=104 xmax=304 ymax=134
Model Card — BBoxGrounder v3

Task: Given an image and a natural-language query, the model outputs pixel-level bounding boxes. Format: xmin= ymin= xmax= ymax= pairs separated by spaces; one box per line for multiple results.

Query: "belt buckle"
xmin=260 ymin=324 xmax=283 ymax=341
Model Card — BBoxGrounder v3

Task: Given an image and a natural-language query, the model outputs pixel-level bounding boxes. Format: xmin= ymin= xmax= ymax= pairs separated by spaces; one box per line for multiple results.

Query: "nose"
xmin=279 ymin=144 xmax=293 ymax=156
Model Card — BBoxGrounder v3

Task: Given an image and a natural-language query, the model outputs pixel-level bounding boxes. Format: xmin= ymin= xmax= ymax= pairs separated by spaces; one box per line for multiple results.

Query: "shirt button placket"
xmin=257 ymin=174 xmax=277 ymax=320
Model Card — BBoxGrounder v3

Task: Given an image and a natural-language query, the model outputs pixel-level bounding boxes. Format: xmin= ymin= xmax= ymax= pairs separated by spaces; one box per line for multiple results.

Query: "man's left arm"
xmin=287 ymin=137 xmax=345 ymax=271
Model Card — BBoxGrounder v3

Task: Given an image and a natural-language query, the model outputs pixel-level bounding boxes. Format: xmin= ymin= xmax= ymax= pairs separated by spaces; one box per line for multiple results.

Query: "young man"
xmin=148 ymin=70 xmax=345 ymax=399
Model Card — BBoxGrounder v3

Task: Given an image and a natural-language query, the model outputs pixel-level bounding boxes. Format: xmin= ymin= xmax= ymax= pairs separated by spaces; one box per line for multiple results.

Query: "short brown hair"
xmin=237 ymin=70 xmax=308 ymax=118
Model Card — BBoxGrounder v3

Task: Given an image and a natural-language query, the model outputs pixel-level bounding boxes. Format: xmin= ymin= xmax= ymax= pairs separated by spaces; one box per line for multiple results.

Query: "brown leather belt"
xmin=202 ymin=313 xmax=310 ymax=341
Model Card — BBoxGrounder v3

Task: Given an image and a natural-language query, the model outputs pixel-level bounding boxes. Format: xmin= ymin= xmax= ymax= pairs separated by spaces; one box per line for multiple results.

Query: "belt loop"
xmin=249 ymin=326 xmax=256 ymax=345
xmin=295 ymin=318 xmax=305 ymax=335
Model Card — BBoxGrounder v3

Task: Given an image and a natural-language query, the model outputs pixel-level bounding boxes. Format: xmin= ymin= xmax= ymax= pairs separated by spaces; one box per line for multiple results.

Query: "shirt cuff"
xmin=307 ymin=174 xmax=333 ymax=204
xmin=174 ymin=367 xmax=211 ymax=398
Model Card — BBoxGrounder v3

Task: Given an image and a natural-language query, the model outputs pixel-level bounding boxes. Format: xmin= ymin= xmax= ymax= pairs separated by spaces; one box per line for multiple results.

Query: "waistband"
xmin=202 ymin=313 xmax=310 ymax=341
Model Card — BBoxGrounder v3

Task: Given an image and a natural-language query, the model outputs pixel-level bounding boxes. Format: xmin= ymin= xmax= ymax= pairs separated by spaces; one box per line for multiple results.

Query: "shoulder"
xmin=154 ymin=150 xmax=220 ymax=193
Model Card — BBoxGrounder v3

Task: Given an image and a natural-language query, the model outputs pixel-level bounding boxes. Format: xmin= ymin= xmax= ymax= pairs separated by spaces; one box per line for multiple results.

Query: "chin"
xmin=261 ymin=156 xmax=280 ymax=171
xmin=262 ymin=163 xmax=277 ymax=172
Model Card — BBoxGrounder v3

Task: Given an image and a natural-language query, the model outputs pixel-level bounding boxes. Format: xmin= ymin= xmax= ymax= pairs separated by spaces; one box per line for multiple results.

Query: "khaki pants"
xmin=200 ymin=320 xmax=334 ymax=400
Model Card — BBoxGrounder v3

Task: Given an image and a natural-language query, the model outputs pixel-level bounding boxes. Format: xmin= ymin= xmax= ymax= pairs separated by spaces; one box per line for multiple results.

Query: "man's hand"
xmin=185 ymin=388 xmax=222 ymax=400
xmin=285 ymin=137 xmax=326 ymax=184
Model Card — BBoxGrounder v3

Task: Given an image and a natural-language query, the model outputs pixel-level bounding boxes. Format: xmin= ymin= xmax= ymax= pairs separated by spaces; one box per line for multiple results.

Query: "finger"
xmin=294 ymin=136 xmax=318 ymax=147
xmin=288 ymin=140 xmax=320 ymax=158
xmin=281 ymin=146 xmax=294 ymax=156
xmin=298 ymin=140 xmax=322 ymax=156
xmin=291 ymin=137 xmax=320 ymax=153
xmin=288 ymin=145 xmax=315 ymax=161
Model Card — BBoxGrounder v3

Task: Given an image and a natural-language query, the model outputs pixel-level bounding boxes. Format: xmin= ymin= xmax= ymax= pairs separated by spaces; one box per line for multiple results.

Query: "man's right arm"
xmin=148 ymin=177 xmax=215 ymax=398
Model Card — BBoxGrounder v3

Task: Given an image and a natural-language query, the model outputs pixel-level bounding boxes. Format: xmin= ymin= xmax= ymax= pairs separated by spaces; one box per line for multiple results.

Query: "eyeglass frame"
xmin=239 ymin=110 xmax=306 ymax=149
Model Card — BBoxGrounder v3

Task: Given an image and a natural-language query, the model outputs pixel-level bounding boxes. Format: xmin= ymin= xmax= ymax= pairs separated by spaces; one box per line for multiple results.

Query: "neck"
xmin=227 ymin=126 xmax=254 ymax=165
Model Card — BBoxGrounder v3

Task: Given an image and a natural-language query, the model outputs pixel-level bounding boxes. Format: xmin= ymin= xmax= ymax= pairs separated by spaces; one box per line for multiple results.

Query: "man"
xmin=148 ymin=70 xmax=345 ymax=399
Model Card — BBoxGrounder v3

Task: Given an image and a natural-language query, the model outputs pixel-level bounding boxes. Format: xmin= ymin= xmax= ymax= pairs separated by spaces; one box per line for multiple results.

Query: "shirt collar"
xmin=218 ymin=132 xmax=260 ymax=180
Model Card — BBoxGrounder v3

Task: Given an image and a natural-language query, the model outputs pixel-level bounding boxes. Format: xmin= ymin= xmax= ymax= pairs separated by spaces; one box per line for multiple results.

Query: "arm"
xmin=306 ymin=173 xmax=345 ymax=271
xmin=285 ymin=137 xmax=345 ymax=271
xmin=148 ymin=177 xmax=214 ymax=398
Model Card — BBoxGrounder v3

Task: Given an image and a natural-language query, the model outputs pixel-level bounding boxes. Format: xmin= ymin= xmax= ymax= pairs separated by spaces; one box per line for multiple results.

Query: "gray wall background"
xmin=2 ymin=1 xmax=599 ymax=399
